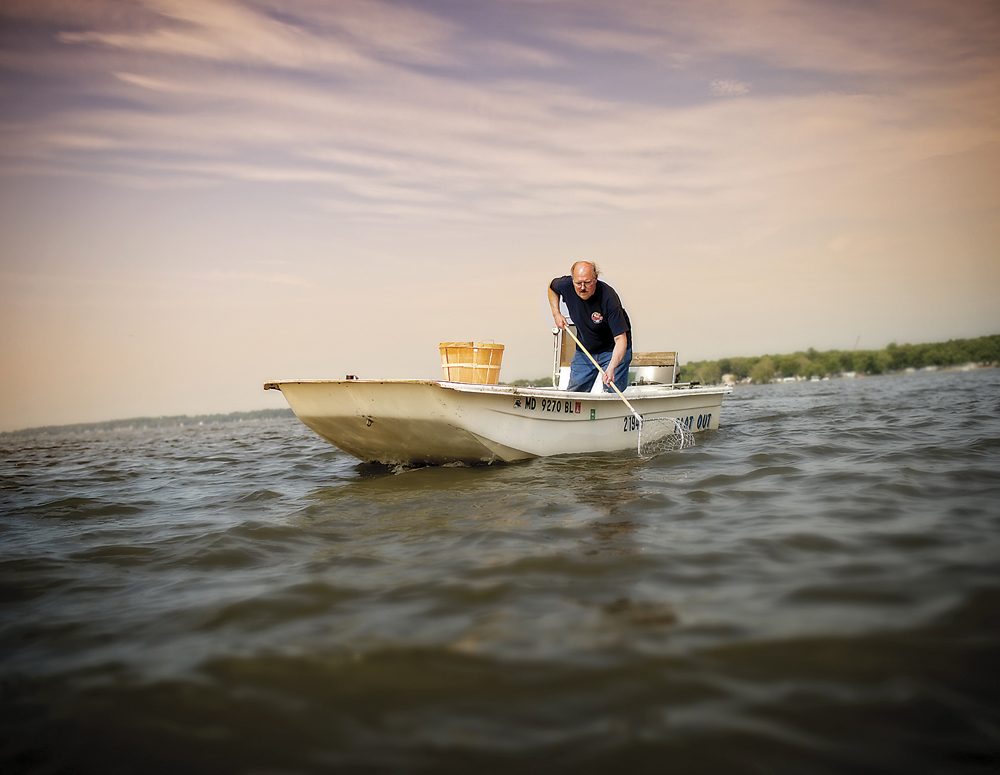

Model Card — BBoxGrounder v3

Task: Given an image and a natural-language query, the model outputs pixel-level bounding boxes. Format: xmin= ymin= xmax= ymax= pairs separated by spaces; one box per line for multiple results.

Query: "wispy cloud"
xmin=57 ymin=1 xmax=364 ymax=69
xmin=52 ymin=0 xmax=461 ymax=70
xmin=710 ymin=79 xmax=751 ymax=97
xmin=2 ymin=0 xmax=996 ymax=227
xmin=0 ymin=0 xmax=997 ymax=229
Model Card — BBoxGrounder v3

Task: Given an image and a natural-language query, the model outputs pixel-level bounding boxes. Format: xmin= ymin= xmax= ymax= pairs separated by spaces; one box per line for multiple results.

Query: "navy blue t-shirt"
xmin=550 ymin=276 xmax=632 ymax=353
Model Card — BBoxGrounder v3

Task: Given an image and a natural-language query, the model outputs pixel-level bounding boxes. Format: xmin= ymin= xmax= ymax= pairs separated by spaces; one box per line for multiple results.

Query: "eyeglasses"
xmin=574 ymin=279 xmax=596 ymax=288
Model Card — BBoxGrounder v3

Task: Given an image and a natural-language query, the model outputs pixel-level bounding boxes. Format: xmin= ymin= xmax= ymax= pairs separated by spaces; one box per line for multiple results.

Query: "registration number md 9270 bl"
xmin=518 ymin=397 xmax=582 ymax=414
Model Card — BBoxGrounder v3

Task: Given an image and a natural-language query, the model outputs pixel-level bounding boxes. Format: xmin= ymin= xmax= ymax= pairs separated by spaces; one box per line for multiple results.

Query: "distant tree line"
xmin=677 ymin=334 xmax=1000 ymax=385
xmin=2 ymin=408 xmax=295 ymax=438
xmin=10 ymin=335 xmax=996 ymax=436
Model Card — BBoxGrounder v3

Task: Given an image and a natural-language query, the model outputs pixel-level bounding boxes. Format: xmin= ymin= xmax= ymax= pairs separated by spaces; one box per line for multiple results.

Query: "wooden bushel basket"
xmin=439 ymin=342 xmax=504 ymax=384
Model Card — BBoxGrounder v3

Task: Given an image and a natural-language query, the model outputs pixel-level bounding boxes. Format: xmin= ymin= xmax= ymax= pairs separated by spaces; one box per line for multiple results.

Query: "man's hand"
xmin=548 ymin=286 xmax=568 ymax=330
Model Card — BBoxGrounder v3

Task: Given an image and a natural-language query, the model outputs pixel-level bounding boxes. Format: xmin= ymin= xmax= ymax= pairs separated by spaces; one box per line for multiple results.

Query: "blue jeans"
xmin=567 ymin=347 xmax=632 ymax=393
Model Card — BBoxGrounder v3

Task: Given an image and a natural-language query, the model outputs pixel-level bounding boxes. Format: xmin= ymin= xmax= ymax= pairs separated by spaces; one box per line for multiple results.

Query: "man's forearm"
xmin=605 ymin=334 xmax=628 ymax=381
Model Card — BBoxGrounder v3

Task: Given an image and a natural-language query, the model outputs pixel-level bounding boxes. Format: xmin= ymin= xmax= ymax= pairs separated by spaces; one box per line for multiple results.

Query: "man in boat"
xmin=548 ymin=261 xmax=632 ymax=393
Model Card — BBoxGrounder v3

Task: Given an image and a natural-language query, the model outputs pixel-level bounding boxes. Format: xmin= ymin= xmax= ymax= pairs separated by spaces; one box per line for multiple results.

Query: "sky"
xmin=1 ymin=0 xmax=998 ymax=432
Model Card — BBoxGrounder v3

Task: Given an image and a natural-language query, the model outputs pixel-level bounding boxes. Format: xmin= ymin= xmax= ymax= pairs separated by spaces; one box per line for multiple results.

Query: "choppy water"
xmin=2 ymin=369 xmax=999 ymax=774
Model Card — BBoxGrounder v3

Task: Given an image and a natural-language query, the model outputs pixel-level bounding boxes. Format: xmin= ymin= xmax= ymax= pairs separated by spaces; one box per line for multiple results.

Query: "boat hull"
xmin=264 ymin=380 xmax=730 ymax=466
xmin=264 ymin=380 xmax=729 ymax=465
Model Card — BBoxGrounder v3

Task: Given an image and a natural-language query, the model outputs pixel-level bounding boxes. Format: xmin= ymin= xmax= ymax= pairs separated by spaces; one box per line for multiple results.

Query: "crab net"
xmin=638 ymin=416 xmax=695 ymax=457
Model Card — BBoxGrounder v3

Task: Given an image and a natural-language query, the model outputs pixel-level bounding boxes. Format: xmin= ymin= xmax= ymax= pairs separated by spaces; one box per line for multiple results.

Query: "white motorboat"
xmin=264 ymin=332 xmax=730 ymax=465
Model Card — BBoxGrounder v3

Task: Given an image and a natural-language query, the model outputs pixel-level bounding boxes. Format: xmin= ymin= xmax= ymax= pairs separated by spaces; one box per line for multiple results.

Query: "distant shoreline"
xmin=6 ymin=364 xmax=995 ymax=439
xmin=722 ymin=361 xmax=996 ymax=387
xmin=678 ymin=333 xmax=999 ymax=386
xmin=0 ymin=408 xmax=295 ymax=439
xmin=5 ymin=333 xmax=997 ymax=437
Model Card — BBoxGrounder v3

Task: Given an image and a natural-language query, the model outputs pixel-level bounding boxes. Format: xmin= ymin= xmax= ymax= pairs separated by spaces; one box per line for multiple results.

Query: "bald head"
xmin=571 ymin=261 xmax=599 ymax=300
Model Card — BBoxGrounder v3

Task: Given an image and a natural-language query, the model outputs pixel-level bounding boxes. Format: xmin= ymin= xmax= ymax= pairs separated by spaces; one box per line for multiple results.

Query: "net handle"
xmin=558 ymin=325 xmax=643 ymax=425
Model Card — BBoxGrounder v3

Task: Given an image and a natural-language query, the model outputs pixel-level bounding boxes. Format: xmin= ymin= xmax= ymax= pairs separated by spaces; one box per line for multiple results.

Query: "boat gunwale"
xmin=264 ymin=378 xmax=732 ymax=400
